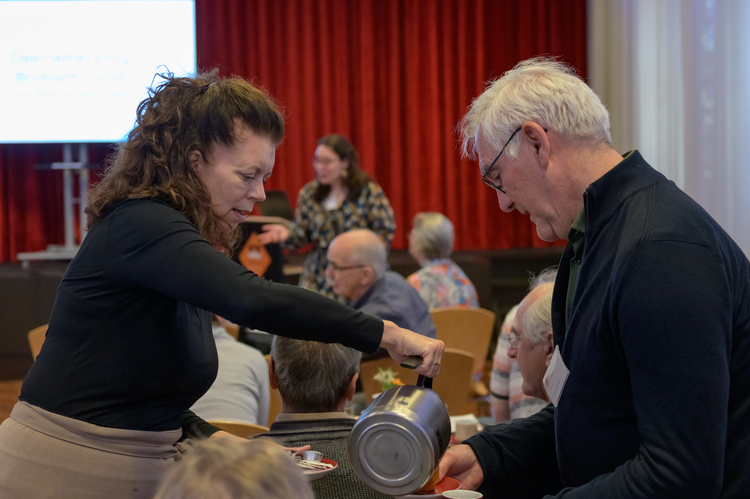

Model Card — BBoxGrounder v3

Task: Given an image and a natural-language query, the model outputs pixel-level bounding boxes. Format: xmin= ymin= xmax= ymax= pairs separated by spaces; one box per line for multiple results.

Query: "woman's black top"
xmin=21 ymin=199 xmax=382 ymax=432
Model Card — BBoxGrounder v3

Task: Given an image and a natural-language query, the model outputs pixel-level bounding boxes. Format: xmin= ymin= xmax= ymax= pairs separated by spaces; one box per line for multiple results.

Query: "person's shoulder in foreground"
xmin=154 ymin=438 xmax=314 ymax=499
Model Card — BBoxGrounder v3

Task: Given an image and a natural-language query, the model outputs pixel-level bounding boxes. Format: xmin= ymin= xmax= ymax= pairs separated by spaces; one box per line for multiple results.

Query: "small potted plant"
xmin=373 ymin=367 xmax=404 ymax=393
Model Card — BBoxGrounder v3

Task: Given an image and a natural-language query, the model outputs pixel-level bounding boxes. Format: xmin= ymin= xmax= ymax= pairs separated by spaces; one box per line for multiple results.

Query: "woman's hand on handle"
xmin=380 ymin=320 xmax=445 ymax=377
xmin=257 ymin=224 xmax=290 ymax=245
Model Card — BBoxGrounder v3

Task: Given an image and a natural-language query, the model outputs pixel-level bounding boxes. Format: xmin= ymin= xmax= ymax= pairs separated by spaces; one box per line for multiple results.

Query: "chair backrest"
xmin=430 ymin=307 xmax=496 ymax=376
xmin=207 ymin=421 xmax=270 ymax=438
xmin=359 ymin=348 xmax=476 ymax=416
xmin=0 ymin=380 xmax=24 ymax=424
xmin=27 ymin=324 xmax=48 ymax=361
xmin=432 ymin=348 xmax=476 ymax=415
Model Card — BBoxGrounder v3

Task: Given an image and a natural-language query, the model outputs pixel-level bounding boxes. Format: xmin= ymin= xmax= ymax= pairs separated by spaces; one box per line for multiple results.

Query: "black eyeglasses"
xmin=312 ymin=157 xmax=336 ymax=166
xmin=328 ymin=262 xmax=366 ymax=272
xmin=508 ymin=332 xmax=521 ymax=348
xmin=480 ymin=127 xmax=548 ymax=194
xmin=480 ymin=127 xmax=522 ymax=194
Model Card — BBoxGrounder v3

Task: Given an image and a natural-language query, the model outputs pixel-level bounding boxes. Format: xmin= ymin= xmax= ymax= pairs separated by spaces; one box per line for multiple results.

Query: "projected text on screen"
xmin=0 ymin=0 xmax=196 ymax=143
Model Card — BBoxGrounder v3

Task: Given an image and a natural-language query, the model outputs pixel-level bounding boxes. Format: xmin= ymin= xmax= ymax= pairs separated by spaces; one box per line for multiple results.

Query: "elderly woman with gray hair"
xmin=406 ymin=212 xmax=479 ymax=310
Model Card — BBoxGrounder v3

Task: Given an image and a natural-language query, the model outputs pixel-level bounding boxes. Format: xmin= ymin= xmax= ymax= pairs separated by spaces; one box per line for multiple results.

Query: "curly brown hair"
xmin=86 ymin=69 xmax=284 ymax=250
xmin=312 ymin=134 xmax=373 ymax=203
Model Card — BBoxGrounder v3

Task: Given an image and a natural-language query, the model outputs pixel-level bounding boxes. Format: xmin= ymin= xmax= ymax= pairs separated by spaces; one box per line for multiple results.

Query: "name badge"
xmin=543 ymin=346 xmax=569 ymax=407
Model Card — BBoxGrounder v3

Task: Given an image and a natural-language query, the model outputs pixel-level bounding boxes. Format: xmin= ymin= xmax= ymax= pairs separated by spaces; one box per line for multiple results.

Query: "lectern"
xmin=16 ymin=144 xmax=98 ymax=268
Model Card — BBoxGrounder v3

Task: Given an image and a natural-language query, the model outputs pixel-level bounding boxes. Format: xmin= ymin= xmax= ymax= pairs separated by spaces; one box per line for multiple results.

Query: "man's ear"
xmin=543 ymin=331 xmax=555 ymax=367
xmin=346 ymin=373 xmax=359 ymax=401
xmin=189 ymin=149 xmax=203 ymax=172
xmin=268 ymin=357 xmax=278 ymax=390
xmin=360 ymin=266 xmax=375 ymax=285
xmin=520 ymin=121 xmax=550 ymax=171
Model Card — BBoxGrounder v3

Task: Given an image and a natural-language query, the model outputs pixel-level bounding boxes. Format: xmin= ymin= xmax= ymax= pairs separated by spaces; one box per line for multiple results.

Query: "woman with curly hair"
xmin=0 ymin=70 xmax=443 ymax=499
xmin=258 ymin=134 xmax=396 ymax=300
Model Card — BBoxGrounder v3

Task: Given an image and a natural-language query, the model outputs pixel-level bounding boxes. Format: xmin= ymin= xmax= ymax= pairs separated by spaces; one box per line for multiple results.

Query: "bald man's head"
xmin=325 ymin=230 xmax=387 ymax=301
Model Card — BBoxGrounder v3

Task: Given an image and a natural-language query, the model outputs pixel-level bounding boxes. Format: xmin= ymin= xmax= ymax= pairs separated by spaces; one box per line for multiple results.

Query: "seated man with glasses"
xmin=490 ymin=304 xmax=550 ymax=423
xmin=506 ymin=270 xmax=556 ymax=405
xmin=325 ymin=229 xmax=436 ymax=360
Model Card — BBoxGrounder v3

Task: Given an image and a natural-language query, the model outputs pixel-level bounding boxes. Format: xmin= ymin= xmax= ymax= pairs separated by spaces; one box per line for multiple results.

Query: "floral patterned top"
xmin=406 ymin=258 xmax=479 ymax=310
xmin=286 ymin=180 xmax=396 ymax=299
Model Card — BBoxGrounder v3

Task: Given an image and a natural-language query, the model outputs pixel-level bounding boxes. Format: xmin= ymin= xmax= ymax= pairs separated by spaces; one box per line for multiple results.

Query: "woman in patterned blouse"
xmin=406 ymin=212 xmax=479 ymax=309
xmin=259 ymin=134 xmax=396 ymax=299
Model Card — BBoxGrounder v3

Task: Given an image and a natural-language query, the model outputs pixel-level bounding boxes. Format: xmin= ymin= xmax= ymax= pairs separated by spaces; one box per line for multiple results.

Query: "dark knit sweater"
xmin=468 ymin=151 xmax=750 ymax=498
xmin=259 ymin=416 xmax=392 ymax=499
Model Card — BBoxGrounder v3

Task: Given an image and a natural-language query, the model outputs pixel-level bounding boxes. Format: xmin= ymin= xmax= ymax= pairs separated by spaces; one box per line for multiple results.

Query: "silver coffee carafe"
xmin=348 ymin=367 xmax=451 ymax=496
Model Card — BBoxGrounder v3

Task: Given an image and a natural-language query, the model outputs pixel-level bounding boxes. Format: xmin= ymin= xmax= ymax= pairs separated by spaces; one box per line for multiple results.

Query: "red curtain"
xmin=0 ymin=0 xmax=586 ymax=262
xmin=195 ymin=0 xmax=586 ymax=251
xmin=0 ymin=145 xmax=110 ymax=262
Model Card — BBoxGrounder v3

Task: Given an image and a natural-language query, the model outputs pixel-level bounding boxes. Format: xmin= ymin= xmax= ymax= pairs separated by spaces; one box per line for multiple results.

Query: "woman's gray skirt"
xmin=0 ymin=401 xmax=182 ymax=499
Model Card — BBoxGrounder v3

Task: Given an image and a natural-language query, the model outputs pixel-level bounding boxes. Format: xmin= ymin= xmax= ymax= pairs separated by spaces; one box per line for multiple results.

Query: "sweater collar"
xmin=353 ymin=275 xmax=387 ymax=309
xmin=275 ymin=412 xmax=355 ymax=422
xmin=583 ymin=150 xmax=666 ymax=232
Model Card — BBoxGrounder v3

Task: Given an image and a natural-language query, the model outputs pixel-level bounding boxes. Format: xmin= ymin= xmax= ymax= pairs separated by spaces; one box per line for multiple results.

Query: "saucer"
xmin=397 ymin=476 xmax=461 ymax=498
xmin=300 ymin=457 xmax=337 ymax=481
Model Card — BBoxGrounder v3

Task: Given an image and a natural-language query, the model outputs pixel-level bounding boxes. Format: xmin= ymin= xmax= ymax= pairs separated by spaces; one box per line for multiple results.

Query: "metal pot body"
xmin=348 ymin=384 xmax=451 ymax=496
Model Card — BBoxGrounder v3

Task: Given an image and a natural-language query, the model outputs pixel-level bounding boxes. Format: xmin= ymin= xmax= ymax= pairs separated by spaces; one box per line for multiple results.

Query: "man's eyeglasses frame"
xmin=327 ymin=262 xmax=367 ymax=272
xmin=480 ymin=126 xmax=547 ymax=194
xmin=508 ymin=332 xmax=521 ymax=349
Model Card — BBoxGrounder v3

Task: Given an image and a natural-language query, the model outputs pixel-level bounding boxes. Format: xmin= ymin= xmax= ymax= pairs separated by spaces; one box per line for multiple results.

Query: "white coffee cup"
xmin=442 ymin=491 xmax=483 ymax=498
xmin=454 ymin=422 xmax=478 ymax=443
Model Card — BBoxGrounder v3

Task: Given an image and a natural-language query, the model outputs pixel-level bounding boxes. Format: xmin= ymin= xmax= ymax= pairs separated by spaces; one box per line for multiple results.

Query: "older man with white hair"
xmin=507 ymin=271 xmax=556 ymax=404
xmin=439 ymin=57 xmax=750 ymax=499
xmin=491 ymin=269 xmax=557 ymax=423
xmin=326 ymin=229 xmax=436 ymax=360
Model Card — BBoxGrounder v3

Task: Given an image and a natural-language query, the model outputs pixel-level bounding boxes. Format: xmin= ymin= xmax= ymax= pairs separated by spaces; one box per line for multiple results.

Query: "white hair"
xmin=154 ymin=439 xmax=314 ymax=499
xmin=529 ymin=266 xmax=558 ymax=290
xmin=502 ymin=304 xmax=519 ymax=331
xmin=520 ymin=268 xmax=557 ymax=344
xmin=349 ymin=229 xmax=387 ymax=279
xmin=411 ymin=212 xmax=454 ymax=260
xmin=458 ymin=57 xmax=612 ymax=160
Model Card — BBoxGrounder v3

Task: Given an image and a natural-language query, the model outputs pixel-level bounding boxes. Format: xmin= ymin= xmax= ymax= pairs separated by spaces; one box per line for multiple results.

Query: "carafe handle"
xmin=400 ymin=356 xmax=433 ymax=389
xmin=417 ymin=374 xmax=433 ymax=390
xmin=400 ymin=356 xmax=421 ymax=369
